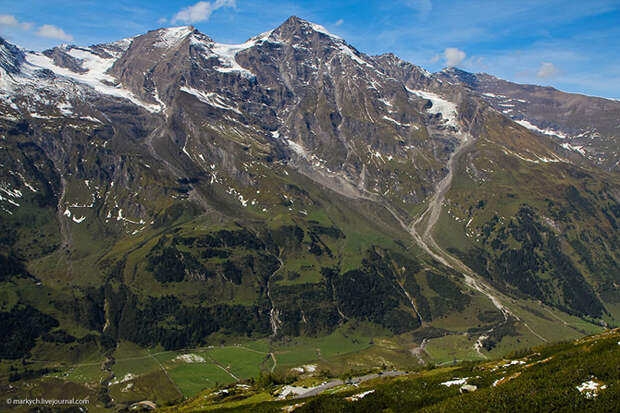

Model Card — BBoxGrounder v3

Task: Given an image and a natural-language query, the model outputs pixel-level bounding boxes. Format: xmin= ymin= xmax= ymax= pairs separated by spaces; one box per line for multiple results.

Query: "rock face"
xmin=0 ymin=37 xmax=26 ymax=75
xmin=460 ymin=384 xmax=478 ymax=393
xmin=0 ymin=16 xmax=618 ymax=362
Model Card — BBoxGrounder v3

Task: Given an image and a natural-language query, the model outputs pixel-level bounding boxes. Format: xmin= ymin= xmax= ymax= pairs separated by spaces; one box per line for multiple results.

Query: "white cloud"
xmin=158 ymin=17 xmax=168 ymax=24
xmin=335 ymin=19 xmax=344 ymax=26
xmin=0 ymin=14 xmax=32 ymax=30
xmin=537 ymin=62 xmax=558 ymax=79
xmin=444 ymin=47 xmax=466 ymax=67
xmin=172 ymin=0 xmax=235 ymax=24
xmin=37 ymin=24 xmax=73 ymax=41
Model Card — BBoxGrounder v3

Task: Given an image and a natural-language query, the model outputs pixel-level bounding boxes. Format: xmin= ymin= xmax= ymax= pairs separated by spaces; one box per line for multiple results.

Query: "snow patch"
xmin=154 ymin=26 xmax=194 ymax=48
xmin=115 ymin=209 xmax=144 ymax=225
xmin=309 ymin=22 xmax=341 ymax=39
xmin=440 ymin=378 xmax=469 ymax=386
xmin=0 ymin=185 xmax=22 ymax=201
xmin=110 ymin=373 xmax=135 ymax=385
xmin=378 ymin=98 xmax=393 ymax=108
xmin=382 ymin=115 xmax=417 ymax=128
xmin=560 ymin=142 xmax=586 ymax=156
xmin=337 ymin=43 xmax=371 ymax=67
xmin=57 ymin=101 xmax=73 ymax=116
xmin=346 ymin=390 xmax=375 ymax=401
xmin=515 ymin=119 xmax=568 ymax=139
xmin=23 ymin=181 xmax=37 ymax=192
xmin=81 ymin=115 xmax=102 ymax=123
xmin=180 ymin=86 xmax=242 ymax=114
xmin=576 ymin=379 xmax=607 ymax=399
xmin=500 ymin=147 xmax=561 ymax=164
xmin=407 ymin=88 xmax=459 ymax=129
xmin=501 ymin=360 xmax=525 ymax=368
xmin=210 ymin=38 xmax=263 ymax=78
xmin=238 ymin=194 xmax=248 ymax=207
xmin=24 ymin=49 xmax=162 ymax=113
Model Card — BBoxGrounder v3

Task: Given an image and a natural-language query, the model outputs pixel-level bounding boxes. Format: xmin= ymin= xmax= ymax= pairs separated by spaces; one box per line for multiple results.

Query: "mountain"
xmin=438 ymin=67 xmax=620 ymax=170
xmin=0 ymin=16 xmax=618 ymax=409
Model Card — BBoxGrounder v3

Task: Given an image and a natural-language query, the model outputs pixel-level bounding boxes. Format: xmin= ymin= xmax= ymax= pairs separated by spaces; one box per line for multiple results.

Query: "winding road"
xmin=291 ymin=370 xmax=407 ymax=399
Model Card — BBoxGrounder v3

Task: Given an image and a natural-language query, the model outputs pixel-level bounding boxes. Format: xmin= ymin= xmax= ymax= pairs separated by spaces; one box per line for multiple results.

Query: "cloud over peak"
xmin=172 ymin=0 xmax=235 ymax=24
xmin=537 ymin=62 xmax=558 ymax=79
xmin=444 ymin=47 xmax=466 ymax=67
xmin=37 ymin=24 xmax=73 ymax=41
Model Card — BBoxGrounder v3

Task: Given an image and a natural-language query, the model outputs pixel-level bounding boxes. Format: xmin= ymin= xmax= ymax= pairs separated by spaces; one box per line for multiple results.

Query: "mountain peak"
xmin=148 ymin=25 xmax=204 ymax=48
xmin=156 ymin=25 xmax=196 ymax=35
xmin=439 ymin=66 xmax=480 ymax=87
xmin=274 ymin=16 xmax=341 ymax=41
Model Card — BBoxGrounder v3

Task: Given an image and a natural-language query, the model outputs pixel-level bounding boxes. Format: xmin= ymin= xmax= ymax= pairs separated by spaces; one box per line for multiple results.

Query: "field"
xmin=106 ymin=324 xmax=380 ymax=399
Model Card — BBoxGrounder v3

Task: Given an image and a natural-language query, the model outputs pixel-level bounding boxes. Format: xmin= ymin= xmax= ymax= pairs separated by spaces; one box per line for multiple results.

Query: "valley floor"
xmin=0 ymin=315 xmax=605 ymax=412
xmin=159 ymin=329 xmax=620 ymax=412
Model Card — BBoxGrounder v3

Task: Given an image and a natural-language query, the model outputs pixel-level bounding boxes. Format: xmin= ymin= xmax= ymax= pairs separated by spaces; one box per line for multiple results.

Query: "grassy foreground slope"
xmin=161 ymin=329 xmax=620 ymax=412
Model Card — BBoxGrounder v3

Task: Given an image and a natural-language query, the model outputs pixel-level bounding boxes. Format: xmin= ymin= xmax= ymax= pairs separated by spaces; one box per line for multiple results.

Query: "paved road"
xmin=293 ymin=370 xmax=407 ymax=399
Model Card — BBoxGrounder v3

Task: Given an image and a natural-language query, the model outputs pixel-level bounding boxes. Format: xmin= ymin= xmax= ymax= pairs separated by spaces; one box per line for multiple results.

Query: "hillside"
xmin=160 ymin=329 xmax=620 ymax=412
xmin=0 ymin=16 xmax=618 ymax=410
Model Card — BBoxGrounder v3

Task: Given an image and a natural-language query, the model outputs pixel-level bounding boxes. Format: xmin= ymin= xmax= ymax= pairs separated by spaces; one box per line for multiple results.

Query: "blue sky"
xmin=1 ymin=0 xmax=619 ymax=99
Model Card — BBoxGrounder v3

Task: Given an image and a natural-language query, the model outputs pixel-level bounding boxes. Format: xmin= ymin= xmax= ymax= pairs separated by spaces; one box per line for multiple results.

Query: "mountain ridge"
xmin=438 ymin=67 xmax=620 ymax=170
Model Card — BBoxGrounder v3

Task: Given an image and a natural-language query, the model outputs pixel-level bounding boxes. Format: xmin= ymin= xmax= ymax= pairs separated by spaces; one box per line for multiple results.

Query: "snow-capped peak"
xmin=12 ymin=42 xmax=162 ymax=112
xmin=275 ymin=16 xmax=342 ymax=40
xmin=307 ymin=22 xmax=341 ymax=39
xmin=154 ymin=26 xmax=196 ymax=48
